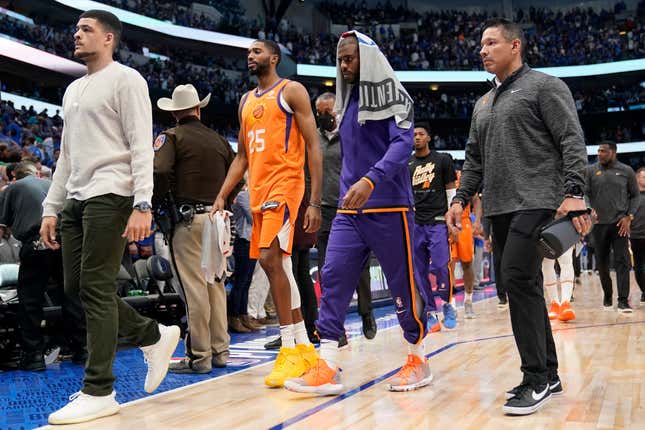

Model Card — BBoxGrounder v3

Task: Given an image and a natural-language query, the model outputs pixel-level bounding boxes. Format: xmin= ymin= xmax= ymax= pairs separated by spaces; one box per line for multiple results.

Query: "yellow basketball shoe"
xmin=296 ymin=344 xmax=319 ymax=371
xmin=265 ymin=347 xmax=307 ymax=388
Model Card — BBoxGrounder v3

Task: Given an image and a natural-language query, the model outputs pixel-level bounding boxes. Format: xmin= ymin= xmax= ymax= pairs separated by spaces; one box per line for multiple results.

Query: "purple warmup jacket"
xmin=338 ymin=86 xmax=414 ymax=209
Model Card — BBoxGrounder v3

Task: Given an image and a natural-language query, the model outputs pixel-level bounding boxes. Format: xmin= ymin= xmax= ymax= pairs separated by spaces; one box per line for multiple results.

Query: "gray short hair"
xmin=316 ymin=92 xmax=336 ymax=104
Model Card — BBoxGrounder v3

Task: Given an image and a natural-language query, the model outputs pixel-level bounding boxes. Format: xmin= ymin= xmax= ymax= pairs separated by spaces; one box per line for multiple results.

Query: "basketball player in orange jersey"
xmin=211 ymin=39 xmax=323 ymax=387
xmin=449 ymin=170 xmax=482 ymax=319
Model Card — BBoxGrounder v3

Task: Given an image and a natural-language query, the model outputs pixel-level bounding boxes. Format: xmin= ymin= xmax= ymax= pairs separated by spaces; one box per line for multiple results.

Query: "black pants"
xmin=629 ymin=238 xmax=645 ymax=293
xmin=490 ymin=210 xmax=558 ymax=386
xmin=17 ymin=243 xmax=85 ymax=355
xmin=572 ymin=248 xmax=581 ymax=278
xmin=230 ymin=239 xmax=257 ymax=316
xmin=490 ymin=226 xmax=507 ymax=301
xmin=591 ymin=223 xmax=631 ymax=302
xmin=317 ymin=228 xmax=372 ymax=317
xmin=491 ymin=250 xmax=506 ymax=301
xmin=292 ymin=248 xmax=318 ymax=336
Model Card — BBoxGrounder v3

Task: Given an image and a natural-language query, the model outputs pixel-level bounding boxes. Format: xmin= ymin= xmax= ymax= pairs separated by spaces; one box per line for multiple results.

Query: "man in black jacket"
xmin=585 ymin=141 xmax=639 ymax=312
xmin=629 ymin=167 xmax=645 ymax=305
xmin=447 ymin=19 xmax=591 ymax=416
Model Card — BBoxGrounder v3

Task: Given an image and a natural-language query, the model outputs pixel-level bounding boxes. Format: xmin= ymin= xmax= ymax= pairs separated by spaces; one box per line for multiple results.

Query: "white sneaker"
xmin=48 ymin=391 xmax=119 ymax=424
xmin=140 ymin=324 xmax=180 ymax=393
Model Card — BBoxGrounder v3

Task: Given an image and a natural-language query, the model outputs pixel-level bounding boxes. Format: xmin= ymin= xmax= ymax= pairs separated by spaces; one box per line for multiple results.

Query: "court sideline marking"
xmin=111 ymin=293 xmax=500 ymax=407
xmin=268 ymin=319 xmax=645 ymax=430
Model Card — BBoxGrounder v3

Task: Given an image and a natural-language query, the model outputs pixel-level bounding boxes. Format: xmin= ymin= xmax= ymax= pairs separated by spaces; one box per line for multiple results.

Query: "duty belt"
xmin=178 ymin=203 xmax=212 ymax=216
xmin=178 ymin=203 xmax=213 ymax=226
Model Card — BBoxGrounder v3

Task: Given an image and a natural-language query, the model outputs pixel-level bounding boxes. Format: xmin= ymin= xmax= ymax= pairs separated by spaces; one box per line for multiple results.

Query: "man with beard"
xmin=585 ymin=141 xmax=639 ymax=313
xmin=41 ymin=10 xmax=180 ymax=425
xmin=211 ymin=39 xmax=323 ymax=388
xmin=315 ymin=91 xmax=376 ymax=343
xmin=284 ymin=31 xmax=430 ymax=396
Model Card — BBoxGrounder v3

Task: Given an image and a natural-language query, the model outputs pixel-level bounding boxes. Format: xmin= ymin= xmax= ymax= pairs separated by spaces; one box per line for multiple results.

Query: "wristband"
xmin=309 ymin=202 xmax=321 ymax=209
xmin=360 ymin=177 xmax=375 ymax=190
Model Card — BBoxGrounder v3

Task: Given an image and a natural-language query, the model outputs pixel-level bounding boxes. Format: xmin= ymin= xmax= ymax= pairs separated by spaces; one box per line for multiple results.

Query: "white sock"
xmin=294 ymin=320 xmax=311 ymax=346
xmin=545 ymin=282 xmax=559 ymax=304
xmin=320 ymin=339 xmax=340 ymax=370
xmin=408 ymin=341 xmax=426 ymax=360
xmin=465 ymin=292 xmax=473 ymax=303
xmin=280 ymin=324 xmax=295 ymax=348
xmin=560 ymin=281 xmax=574 ymax=303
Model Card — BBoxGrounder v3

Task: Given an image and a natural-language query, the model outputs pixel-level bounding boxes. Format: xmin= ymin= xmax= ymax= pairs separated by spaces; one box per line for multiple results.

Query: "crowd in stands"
xmin=2 ymin=0 xmax=644 ymax=109
xmin=408 ymin=83 xmax=645 ymax=121
xmin=98 ymin=0 xmax=257 ymax=36
xmin=573 ymin=84 xmax=645 ymax=113
xmin=0 ymin=100 xmax=61 ymax=173
xmin=0 ymin=13 xmax=253 ymax=108
xmin=93 ymin=0 xmax=645 ymax=70
xmin=1 ymin=1 xmax=643 ymax=156
xmin=301 ymin=1 xmax=645 ymax=69
xmin=0 ymin=99 xmax=239 ymax=173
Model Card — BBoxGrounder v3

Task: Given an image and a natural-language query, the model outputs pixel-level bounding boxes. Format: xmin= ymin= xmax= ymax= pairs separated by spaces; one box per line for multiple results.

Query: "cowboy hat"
xmin=157 ymin=84 xmax=211 ymax=111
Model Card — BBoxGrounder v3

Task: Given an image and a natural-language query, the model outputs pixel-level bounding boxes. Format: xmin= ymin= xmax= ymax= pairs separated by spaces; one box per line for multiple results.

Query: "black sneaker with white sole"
xmin=503 ymin=383 xmax=551 ymax=415
xmin=547 ymin=376 xmax=563 ymax=396
xmin=617 ymin=301 xmax=633 ymax=314
xmin=505 ymin=376 xmax=562 ymax=400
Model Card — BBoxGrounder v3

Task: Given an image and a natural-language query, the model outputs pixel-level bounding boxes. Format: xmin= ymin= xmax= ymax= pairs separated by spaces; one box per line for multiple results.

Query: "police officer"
xmin=154 ymin=84 xmax=237 ymax=373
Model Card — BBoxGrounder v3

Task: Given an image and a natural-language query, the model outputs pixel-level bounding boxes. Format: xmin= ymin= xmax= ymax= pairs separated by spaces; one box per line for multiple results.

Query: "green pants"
xmin=61 ymin=194 xmax=160 ymax=396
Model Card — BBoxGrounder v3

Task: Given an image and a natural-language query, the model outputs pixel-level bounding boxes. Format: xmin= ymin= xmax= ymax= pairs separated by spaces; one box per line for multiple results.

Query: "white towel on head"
xmin=334 ymin=30 xmax=414 ymax=129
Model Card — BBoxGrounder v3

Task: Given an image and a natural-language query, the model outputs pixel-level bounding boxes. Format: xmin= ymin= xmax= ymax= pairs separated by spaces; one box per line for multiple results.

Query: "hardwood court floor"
xmin=42 ymin=274 xmax=644 ymax=430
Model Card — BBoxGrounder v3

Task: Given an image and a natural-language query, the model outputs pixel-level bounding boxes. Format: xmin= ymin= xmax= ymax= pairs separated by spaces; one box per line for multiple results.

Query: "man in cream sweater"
xmin=39 ymin=10 xmax=180 ymax=425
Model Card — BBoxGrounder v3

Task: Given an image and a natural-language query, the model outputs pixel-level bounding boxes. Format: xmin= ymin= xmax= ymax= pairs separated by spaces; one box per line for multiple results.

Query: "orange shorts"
xmin=450 ymin=218 xmax=474 ymax=263
xmin=250 ymin=203 xmax=294 ymax=259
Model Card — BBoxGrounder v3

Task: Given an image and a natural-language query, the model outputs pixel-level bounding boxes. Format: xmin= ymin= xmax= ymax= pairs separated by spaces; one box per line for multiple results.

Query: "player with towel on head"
xmin=285 ymin=31 xmax=430 ymax=396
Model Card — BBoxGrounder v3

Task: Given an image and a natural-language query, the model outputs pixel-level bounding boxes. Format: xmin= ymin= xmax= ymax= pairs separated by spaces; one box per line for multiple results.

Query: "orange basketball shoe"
xmin=558 ymin=301 xmax=576 ymax=322
xmin=283 ymin=358 xmax=343 ymax=395
xmin=548 ymin=302 xmax=560 ymax=320
xmin=386 ymin=354 xmax=433 ymax=392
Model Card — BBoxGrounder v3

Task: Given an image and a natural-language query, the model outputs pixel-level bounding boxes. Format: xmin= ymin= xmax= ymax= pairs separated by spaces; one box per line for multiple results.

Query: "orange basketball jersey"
xmin=239 ymin=79 xmax=305 ymax=219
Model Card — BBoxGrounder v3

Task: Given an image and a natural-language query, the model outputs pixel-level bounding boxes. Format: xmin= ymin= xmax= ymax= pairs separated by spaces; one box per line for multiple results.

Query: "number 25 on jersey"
xmin=248 ymin=129 xmax=266 ymax=154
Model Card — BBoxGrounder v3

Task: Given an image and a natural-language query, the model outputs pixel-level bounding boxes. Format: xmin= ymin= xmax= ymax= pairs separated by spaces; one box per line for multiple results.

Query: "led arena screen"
xmin=54 ymin=0 xmax=256 ymax=49
xmin=298 ymin=58 xmax=645 ymax=82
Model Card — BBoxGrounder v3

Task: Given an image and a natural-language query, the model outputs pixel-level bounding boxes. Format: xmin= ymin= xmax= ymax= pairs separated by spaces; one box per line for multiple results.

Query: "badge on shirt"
xmin=153 ymin=134 xmax=166 ymax=152
xmin=596 ymin=170 xmax=602 ymax=176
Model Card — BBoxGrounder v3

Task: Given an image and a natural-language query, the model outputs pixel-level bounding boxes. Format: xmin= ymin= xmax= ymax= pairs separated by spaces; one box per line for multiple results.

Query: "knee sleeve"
xmin=283 ymin=256 xmax=301 ymax=309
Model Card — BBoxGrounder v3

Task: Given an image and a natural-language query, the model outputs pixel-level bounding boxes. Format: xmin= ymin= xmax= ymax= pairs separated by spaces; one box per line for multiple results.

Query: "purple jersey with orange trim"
xmin=338 ymin=86 xmax=414 ymax=209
